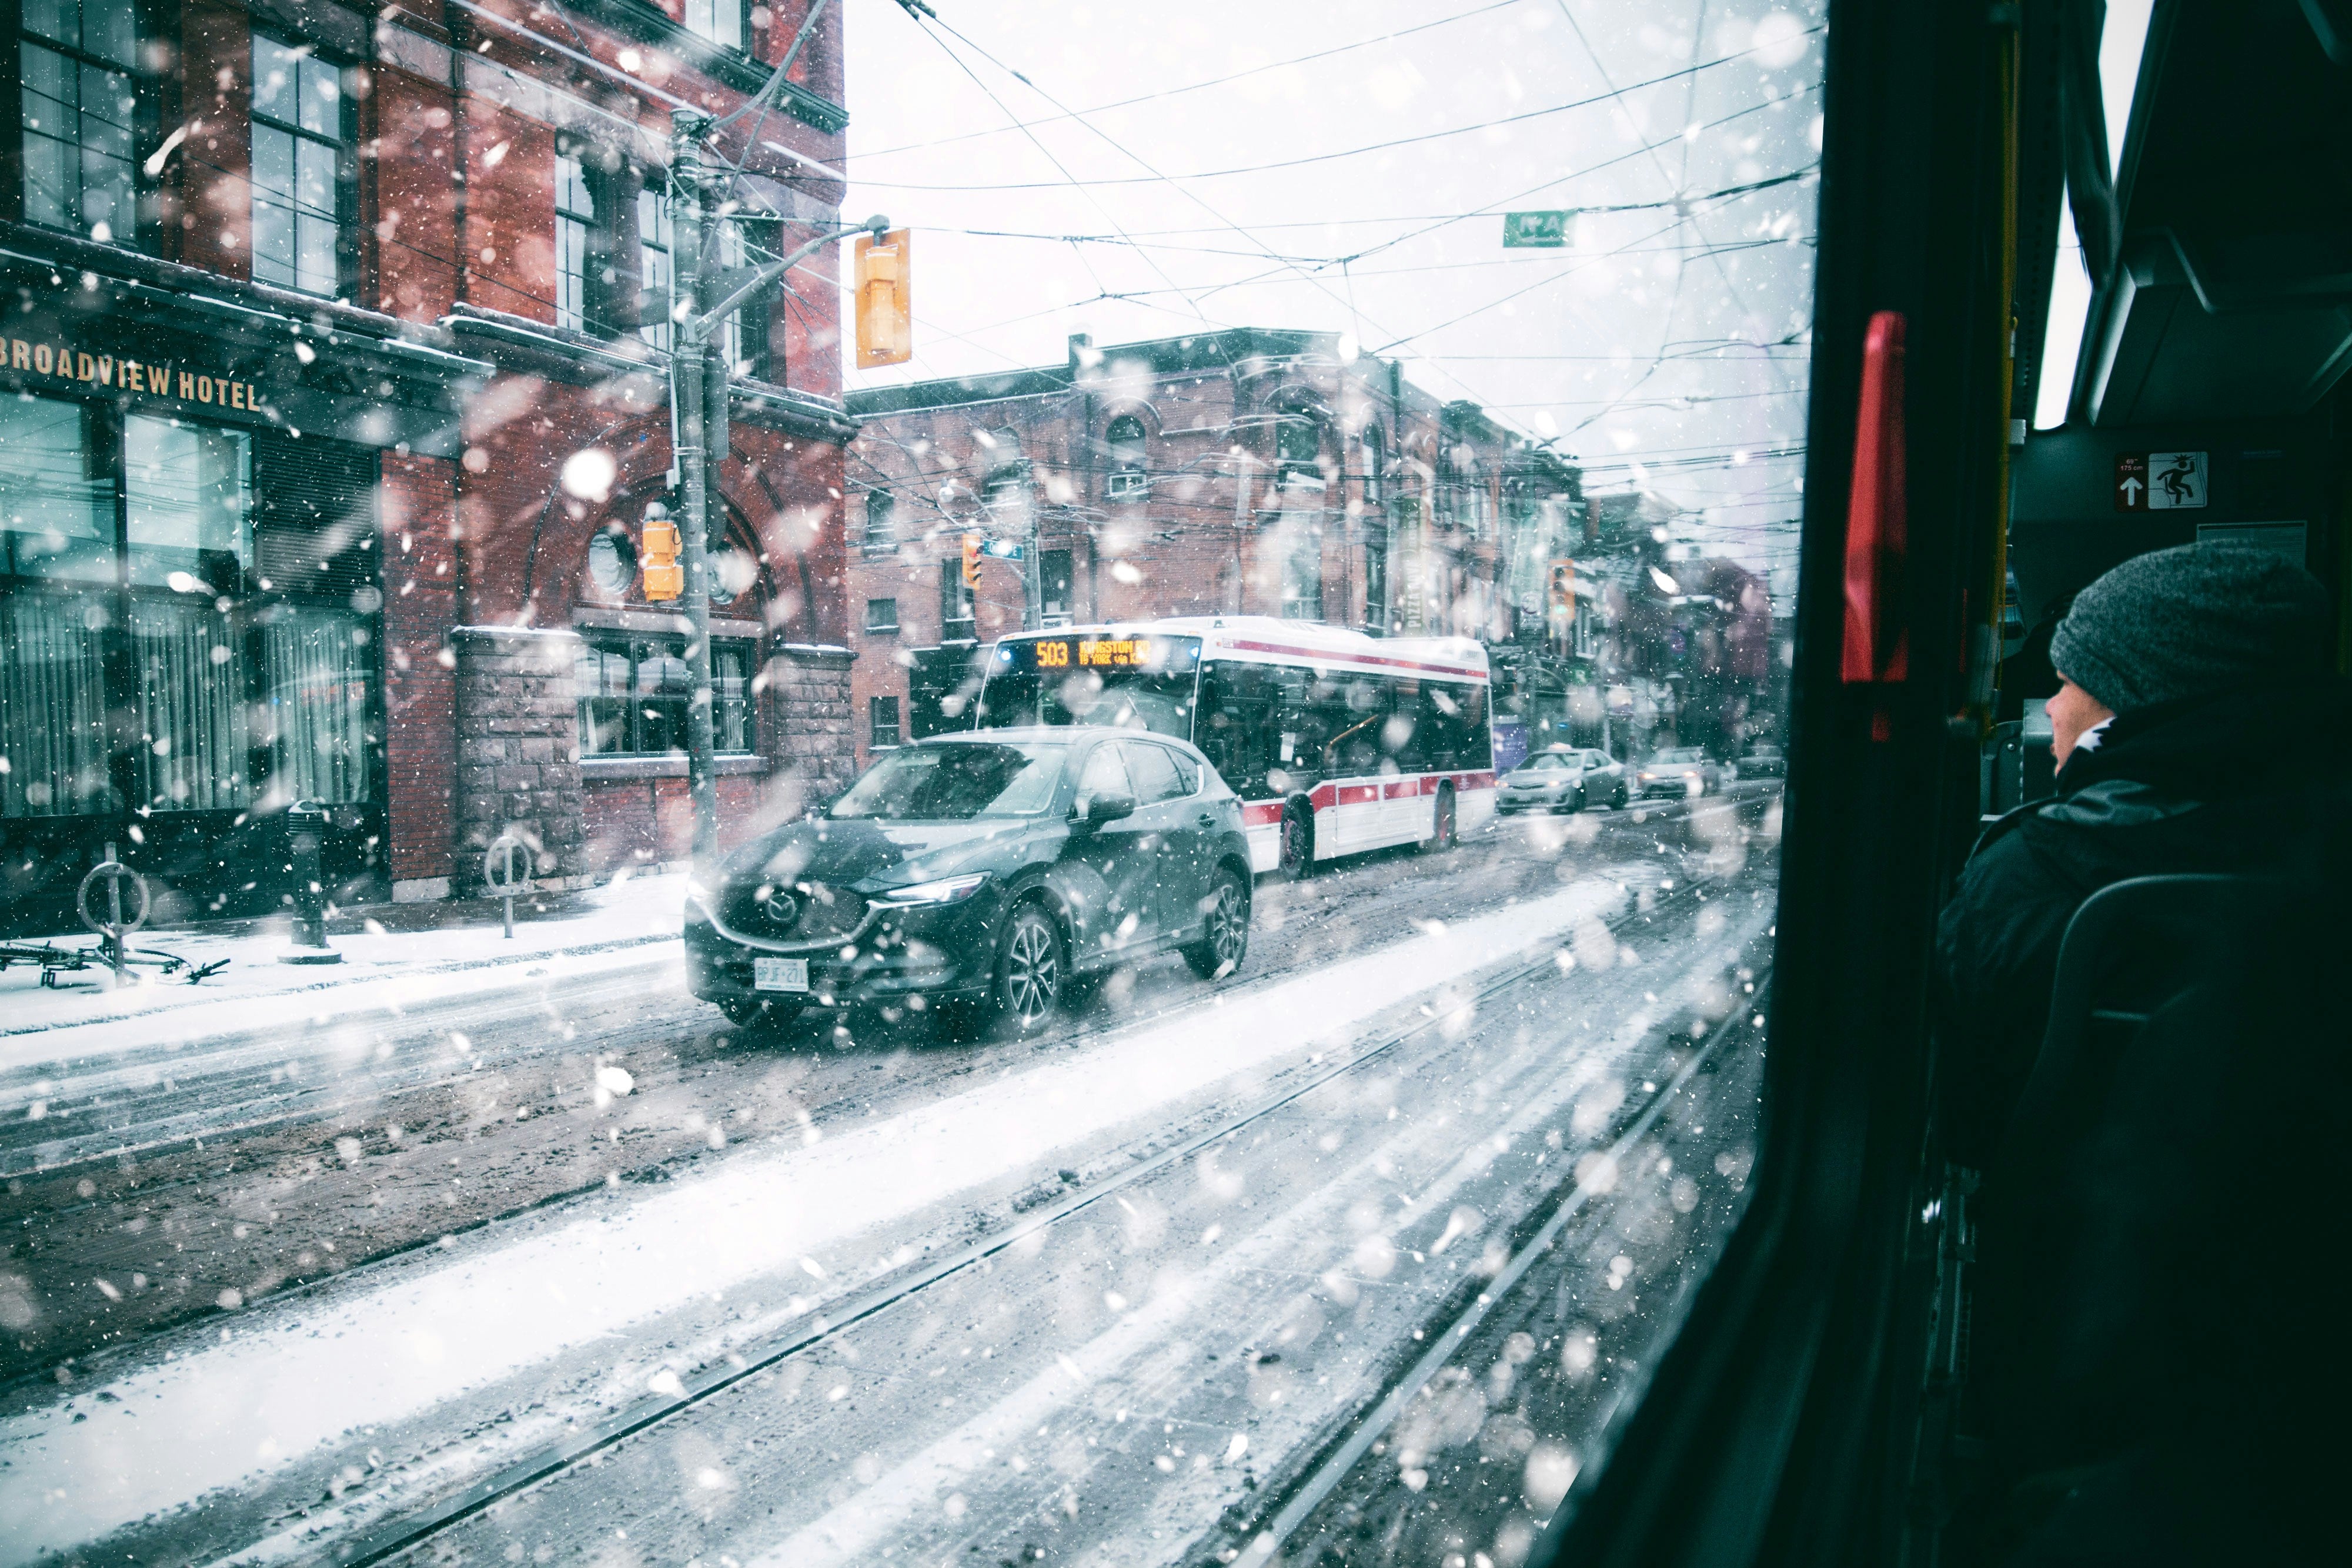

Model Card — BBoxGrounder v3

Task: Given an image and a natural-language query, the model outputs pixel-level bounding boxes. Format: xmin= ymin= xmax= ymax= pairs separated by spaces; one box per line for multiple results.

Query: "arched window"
xmin=1105 ymin=414 xmax=1148 ymax=500
xmin=1275 ymin=414 xmax=1321 ymax=479
xmin=863 ymin=489 xmax=897 ymax=553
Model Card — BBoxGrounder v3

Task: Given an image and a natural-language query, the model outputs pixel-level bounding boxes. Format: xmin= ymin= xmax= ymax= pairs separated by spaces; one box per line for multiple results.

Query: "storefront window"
xmin=18 ymin=0 xmax=136 ymax=245
xmin=0 ymin=594 xmax=108 ymax=817
xmin=577 ymin=633 xmax=755 ymax=757
xmin=126 ymin=416 xmax=252 ymax=590
xmin=0 ymin=394 xmax=379 ymax=818
xmin=133 ymin=599 xmax=248 ymax=811
xmin=261 ymin=604 xmax=372 ymax=805
xmin=0 ymin=396 xmax=112 ymax=582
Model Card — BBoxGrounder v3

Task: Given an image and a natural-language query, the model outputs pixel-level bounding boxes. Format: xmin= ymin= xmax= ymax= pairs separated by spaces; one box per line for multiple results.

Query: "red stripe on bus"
xmin=1217 ymin=638 xmax=1488 ymax=680
xmin=1241 ymin=802 xmax=1284 ymax=827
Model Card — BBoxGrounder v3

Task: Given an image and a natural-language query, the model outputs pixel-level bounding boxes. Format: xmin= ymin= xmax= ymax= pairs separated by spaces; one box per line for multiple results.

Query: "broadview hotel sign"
xmin=4 ymin=333 xmax=273 ymax=413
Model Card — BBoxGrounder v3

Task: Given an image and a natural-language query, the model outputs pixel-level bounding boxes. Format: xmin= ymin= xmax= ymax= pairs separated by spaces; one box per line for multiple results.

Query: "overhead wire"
xmin=850 ymin=29 xmax=1823 ymax=192
xmin=854 ymin=0 xmax=1525 ymax=160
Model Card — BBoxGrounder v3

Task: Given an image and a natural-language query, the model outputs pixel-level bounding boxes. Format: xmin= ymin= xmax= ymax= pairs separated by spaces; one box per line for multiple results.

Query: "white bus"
xmin=971 ymin=617 xmax=1496 ymax=877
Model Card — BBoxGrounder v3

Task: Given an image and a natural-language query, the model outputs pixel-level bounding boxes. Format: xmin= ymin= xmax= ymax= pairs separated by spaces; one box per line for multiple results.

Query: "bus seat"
xmin=1966 ymin=874 xmax=2343 ymax=1563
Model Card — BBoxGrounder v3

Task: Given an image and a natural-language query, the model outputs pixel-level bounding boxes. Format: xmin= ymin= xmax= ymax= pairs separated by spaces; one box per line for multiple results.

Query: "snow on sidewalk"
xmin=0 ymin=878 xmax=1626 ymax=1565
xmin=0 ymin=871 xmax=689 ymax=1072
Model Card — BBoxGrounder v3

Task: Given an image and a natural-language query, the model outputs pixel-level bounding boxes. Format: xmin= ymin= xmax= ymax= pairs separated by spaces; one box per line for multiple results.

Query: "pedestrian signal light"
xmin=961 ymin=532 xmax=981 ymax=589
xmin=856 ymin=229 xmax=913 ymax=369
xmin=642 ymin=509 xmax=683 ymax=601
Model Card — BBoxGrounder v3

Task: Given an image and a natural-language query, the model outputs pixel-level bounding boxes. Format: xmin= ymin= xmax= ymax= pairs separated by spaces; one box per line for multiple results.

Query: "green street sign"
xmin=1502 ymin=210 xmax=1575 ymax=248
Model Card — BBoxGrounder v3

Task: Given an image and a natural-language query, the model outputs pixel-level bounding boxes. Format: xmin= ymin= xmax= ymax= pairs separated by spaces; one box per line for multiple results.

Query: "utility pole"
xmin=668 ymin=107 xmax=719 ymax=862
xmin=659 ymin=5 xmax=884 ymax=864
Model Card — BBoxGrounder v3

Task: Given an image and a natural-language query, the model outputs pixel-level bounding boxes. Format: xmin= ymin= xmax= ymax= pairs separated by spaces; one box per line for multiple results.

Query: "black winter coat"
xmin=1933 ymin=677 xmax=2352 ymax=1162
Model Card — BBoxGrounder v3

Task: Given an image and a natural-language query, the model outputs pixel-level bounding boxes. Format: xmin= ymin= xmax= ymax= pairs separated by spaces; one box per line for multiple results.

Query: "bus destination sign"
xmin=1025 ymin=637 xmax=1160 ymax=670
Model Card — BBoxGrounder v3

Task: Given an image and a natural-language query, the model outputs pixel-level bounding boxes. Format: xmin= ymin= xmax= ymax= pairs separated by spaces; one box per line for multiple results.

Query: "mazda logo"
xmin=761 ymin=890 xmax=802 ymax=930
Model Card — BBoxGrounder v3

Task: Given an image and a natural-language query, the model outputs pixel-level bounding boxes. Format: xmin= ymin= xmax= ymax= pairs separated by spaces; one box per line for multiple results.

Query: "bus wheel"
xmin=1425 ymin=784 xmax=1458 ymax=852
xmin=1278 ymin=803 xmax=1314 ymax=880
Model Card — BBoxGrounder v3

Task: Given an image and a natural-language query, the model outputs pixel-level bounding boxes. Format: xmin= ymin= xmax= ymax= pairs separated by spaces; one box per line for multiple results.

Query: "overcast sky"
xmin=830 ymin=0 xmax=1825 ymax=590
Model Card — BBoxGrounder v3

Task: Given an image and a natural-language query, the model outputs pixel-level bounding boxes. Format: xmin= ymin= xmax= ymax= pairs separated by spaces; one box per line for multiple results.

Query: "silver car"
xmin=1497 ymin=747 xmax=1629 ymax=814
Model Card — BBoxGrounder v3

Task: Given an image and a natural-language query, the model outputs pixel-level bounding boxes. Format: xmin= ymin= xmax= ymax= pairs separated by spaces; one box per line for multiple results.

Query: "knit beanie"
xmin=2050 ymin=542 xmax=2331 ymax=713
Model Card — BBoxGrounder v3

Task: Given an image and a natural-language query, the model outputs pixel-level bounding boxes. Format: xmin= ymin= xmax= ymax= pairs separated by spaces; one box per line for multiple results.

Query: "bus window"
xmin=1198 ymin=659 xmax=1277 ymax=796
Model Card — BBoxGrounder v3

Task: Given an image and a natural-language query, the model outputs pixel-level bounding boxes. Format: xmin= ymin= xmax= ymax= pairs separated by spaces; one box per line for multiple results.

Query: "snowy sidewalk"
xmin=0 ymin=870 xmax=689 ymax=1070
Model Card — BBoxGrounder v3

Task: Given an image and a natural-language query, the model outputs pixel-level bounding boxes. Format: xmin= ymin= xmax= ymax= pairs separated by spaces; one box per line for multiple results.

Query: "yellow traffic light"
xmin=642 ymin=511 xmax=683 ymax=601
xmin=961 ymin=531 xmax=981 ymax=589
xmin=856 ymin=229 xmax=912 ymax=369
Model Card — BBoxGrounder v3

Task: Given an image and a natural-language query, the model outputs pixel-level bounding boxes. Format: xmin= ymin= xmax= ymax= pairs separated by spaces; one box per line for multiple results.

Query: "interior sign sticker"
xmin=2114 ymin=450 xmax=2207 ymax=510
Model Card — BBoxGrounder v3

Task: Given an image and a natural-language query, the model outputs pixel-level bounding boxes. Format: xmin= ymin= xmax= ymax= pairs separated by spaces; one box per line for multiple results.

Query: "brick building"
xmin=0 ymin=0 xmax=859 ymax=934
xmin=842 ymin=328 xmax=1586 ymax=766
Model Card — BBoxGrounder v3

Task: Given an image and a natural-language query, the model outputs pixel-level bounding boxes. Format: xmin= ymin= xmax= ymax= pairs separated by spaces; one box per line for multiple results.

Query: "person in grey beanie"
xmin=1935 ymin=541 xmax=2346 ymax=1162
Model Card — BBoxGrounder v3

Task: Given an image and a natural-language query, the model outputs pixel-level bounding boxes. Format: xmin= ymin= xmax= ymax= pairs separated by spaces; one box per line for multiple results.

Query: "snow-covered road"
xmin=2 ymin=872 xmax=1656 ymax=1565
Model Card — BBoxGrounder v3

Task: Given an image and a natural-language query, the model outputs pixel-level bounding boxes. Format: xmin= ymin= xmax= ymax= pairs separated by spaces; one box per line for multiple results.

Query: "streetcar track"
xmin=215 ymin=874 xmax=1737 ymax=1568
xmin=1215 ymin=954 xmax=1774 ymax=1567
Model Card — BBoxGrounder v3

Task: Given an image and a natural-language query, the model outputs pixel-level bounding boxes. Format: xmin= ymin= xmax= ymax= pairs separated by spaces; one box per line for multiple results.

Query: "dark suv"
xmin=685 ymin=728 xmax=1254 ymax=1036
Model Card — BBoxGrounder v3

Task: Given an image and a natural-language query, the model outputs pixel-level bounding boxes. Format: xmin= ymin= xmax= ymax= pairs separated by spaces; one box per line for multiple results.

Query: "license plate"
xmin=753 ymin=957 xmax=810 ymax=992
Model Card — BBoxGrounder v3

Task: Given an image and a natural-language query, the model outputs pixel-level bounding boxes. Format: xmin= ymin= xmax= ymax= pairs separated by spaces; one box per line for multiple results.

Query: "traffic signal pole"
xmin=668 ymin=108 xmax=720 ymax=861
xmin=663 ymin=96 xmax=887 ymax=864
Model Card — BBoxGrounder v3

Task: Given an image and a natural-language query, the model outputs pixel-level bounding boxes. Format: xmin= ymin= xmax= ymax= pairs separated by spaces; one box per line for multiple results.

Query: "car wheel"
xmin=1278 ymin=802 xmax=1314 ymax=880
xmin=992 ymin=900 xmax=1067 ymax=1034
xmin=1424 ymin=784 xmax=1457 ymax=852
xmin=1182 ymin=868 xmax=1251 ymax=979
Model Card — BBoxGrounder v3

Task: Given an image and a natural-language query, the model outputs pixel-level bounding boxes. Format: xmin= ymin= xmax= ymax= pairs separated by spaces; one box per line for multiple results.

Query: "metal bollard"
xmin=280 ymin=800 xmax=343 ymax=965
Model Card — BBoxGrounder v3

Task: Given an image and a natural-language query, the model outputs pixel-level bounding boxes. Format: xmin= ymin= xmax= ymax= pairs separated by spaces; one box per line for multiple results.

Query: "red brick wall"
xmin=379 ymin=452 xmax=463 ymax=885
xmin=175 ymin=1 xmax=254 ymax=278
xmin=462 ymin=102 xmax=560 ymax=323
xmin=366 ymin=57 xmax=462 ymax=325
xmin=581 ymin=774 xmax=772 ymax=875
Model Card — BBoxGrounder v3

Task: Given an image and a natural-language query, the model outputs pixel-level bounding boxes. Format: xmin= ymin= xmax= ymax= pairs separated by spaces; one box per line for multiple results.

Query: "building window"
xmin=864 ymin=596 xmax=898 ymax=634
xmin=1361 ymin=427 xmax=1385 ymax=504
xmin=939 ymin=559 xmax=974 ymax=638
xmin=683 ymin=0 xmax=743 ymax=51
xmin=555 ymin=154 xmax=596 ymax=331
xmin=575 ymin=633 xmax=755 ymax=757
xmin=870 ymin=694 xmax=901 ymax=750
xmin=1364 ymin=539 xmax=1388 ymax=634
xmin=2 ymin=399 xmax=376 ymax=819
xmin=861 ymin=490 xmax=897 ymax=553
xmin=637 ymin=187 xmax=673 ymax=352
xmin=1105 ymin=414 xmax=1147 ymax=502
xmin=1275 ymin=414 xmax=1322 ymax=486
xmin=19 ymin=0 xmax=136 ymax=245
xmin=1280 ymin=526 xmax=1323 ymax=620
xmin=250 ymin=36 xmax=345 ymax=296
xmin=1040 ymin=548 xmax=1073 ymax=622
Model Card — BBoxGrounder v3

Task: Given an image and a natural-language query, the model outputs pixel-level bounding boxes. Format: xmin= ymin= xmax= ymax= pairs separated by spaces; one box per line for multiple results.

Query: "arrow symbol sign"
xmin=2120 ymin=477 xmax=2144 ymax=504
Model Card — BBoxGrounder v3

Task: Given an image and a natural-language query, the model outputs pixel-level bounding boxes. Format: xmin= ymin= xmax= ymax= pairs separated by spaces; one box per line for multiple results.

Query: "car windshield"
xmin=1652 ymin=749 xmax=1709 ymax=765
xmin=828 ymin=742 xmax=1067 ymax=821
xmin=1519 ymin=753 xmax=1572 ymax=772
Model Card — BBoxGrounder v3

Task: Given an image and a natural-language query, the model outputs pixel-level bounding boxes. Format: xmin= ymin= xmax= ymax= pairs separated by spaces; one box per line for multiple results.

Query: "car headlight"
xmin=1638 ymin=771 xmax=1655 ymax=780
xmin=685 ymin=878 xmax=717 ymax=910
xmin=872 ymin=873 xmax=988 ymax=907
